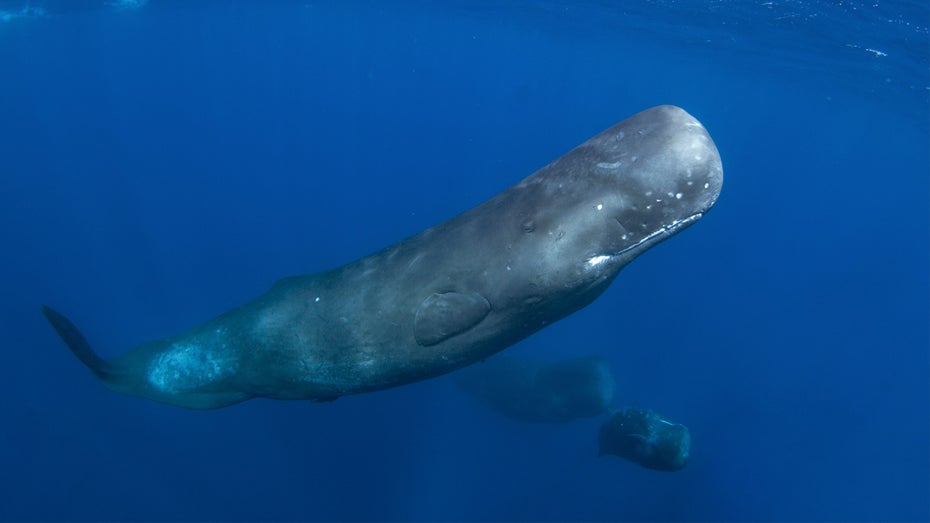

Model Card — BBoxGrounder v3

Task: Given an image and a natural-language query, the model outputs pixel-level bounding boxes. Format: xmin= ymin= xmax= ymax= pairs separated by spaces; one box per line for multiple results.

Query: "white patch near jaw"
xmin=586 ymin=255 xmax=612 ymax=267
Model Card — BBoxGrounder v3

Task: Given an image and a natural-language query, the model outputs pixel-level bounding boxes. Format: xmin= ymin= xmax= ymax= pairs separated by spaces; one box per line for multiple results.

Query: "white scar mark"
xmin=586 ymin=255 xmax=612 ymax=267
xmin=407 ymin=253 xmax=424 ymax=269
xmin=845 ymin=43 xmax=887 ymax=57
xmin=597 ymin=161 xmax=622 ymax=169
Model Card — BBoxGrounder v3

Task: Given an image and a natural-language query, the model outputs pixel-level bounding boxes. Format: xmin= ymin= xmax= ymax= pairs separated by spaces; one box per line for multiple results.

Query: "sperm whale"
xmin=42 ymin=105 xmax=723 ymax=409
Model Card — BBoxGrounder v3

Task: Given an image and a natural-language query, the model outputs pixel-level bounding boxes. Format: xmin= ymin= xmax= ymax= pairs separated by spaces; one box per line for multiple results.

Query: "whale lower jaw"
xmin=586 ymin=211 xmax=704 ymax=270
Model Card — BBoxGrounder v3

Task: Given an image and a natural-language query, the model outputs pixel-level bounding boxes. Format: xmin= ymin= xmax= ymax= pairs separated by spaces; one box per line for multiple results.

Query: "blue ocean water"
xmin=1 ymin=0 xmax=927 ymax=520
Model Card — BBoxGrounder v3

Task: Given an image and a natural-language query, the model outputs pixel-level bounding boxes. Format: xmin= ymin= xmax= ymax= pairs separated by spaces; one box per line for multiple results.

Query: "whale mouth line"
xmin=586 ymin=212 xmax=704 ymax=267
xmin=622 ymin=211 xmax=704 ymax=253
xmin=660 ymin=211 xmax=704 ymax=237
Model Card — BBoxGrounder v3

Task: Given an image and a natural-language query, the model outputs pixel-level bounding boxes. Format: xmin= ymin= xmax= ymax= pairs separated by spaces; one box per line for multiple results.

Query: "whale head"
xmin=597 ymin=105 xmax=723 ymax=264
xmin=545 ymin=105 xmax=724 ymax=274
xmin=506 ymin=105 xmax=723 ymax=296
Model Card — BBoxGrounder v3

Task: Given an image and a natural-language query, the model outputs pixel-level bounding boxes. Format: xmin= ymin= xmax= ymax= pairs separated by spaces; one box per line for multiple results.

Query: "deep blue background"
xmin=1 ymin=1 xmax=927 ymax=521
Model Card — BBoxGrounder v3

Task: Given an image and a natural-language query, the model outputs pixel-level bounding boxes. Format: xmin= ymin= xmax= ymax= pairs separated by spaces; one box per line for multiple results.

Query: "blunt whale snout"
xmin=635 ymin=105 xmax=723 ymax=217
xmin=546 ymin=105 xmax=722 ymax=269
xmin=42 ymin=105 xmax=723 ymax=410
xmin=604 ymin=106 xmax=722 ymax=259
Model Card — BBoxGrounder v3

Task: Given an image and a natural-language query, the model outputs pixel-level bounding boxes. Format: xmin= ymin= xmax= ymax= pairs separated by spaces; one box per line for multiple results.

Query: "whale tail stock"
xmin=41 ymin=304 xmax=252 ymax=409
xmin=40 ymin=304 xmax=121 ymax=383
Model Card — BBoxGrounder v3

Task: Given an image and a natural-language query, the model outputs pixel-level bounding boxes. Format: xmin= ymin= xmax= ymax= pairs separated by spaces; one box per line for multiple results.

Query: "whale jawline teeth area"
xmin=595 ymin=212 xmax=704 ymax=264
xmin=663 ymin=212 xmax=703 ymax=236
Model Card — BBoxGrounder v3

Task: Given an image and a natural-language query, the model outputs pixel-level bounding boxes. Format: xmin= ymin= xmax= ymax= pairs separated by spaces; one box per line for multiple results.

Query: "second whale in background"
xmin=455 ymin=354 xmax=616 ymax=422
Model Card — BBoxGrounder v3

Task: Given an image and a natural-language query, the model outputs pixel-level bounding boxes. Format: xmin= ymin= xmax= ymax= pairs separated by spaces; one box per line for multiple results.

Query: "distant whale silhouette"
xmin=599 ymin=407 xmax=691 ymax=471
xmin=454 ymin=354 xmax=615 ymax=423
xmin=42 ymin=105 xmax=723 ymax=409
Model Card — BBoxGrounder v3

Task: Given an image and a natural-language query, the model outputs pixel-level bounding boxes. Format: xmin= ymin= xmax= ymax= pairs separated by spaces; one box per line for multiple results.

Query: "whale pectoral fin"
xmin=414 ymin=291 xmax=491 ymax=346
xmin=40 ymin=305 xmax=116 ymax=382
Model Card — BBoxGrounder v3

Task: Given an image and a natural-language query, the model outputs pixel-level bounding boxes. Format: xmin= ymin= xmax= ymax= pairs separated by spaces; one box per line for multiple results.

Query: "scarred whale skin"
xmin=41 ymin=105 xmax=723 ymax=409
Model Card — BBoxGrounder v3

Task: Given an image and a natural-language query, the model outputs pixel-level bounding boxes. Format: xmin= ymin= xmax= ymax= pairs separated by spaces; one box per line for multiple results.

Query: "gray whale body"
xmin=42 ymin=105 xmax=723 ymax=409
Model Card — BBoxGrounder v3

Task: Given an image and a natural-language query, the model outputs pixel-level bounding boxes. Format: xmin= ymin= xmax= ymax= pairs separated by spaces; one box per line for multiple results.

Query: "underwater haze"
xmin=1 ymin=0 xmax=927 ymax=521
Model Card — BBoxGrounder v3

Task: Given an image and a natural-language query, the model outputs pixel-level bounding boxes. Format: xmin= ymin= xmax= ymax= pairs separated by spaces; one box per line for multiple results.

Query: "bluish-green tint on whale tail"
xmin=40 ymin=305 xmax=117 ymax=382
xmin=41 ymin=304 xmax=250 ymax=410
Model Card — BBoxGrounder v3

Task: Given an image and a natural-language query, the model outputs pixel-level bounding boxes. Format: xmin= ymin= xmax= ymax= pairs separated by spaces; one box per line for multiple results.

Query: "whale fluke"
xmin=40 ymin=305 xmax=116 ymax=381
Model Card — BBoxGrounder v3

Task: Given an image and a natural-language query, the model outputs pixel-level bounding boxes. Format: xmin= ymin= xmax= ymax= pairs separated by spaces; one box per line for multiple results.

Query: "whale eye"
xmin=414 ymin=291 xmax=491 ymax=346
